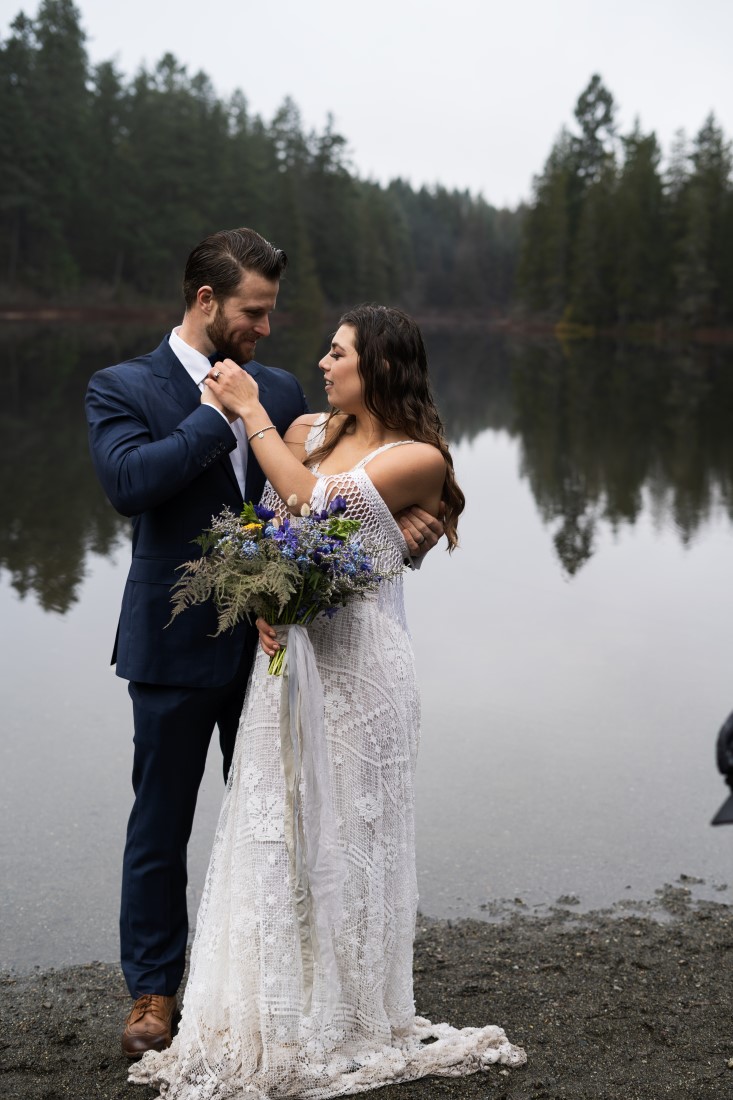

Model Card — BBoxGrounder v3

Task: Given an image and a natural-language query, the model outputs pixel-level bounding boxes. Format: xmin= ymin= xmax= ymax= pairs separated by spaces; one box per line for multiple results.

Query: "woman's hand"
xmin=204 ymin=358 xmax=261 ymax=421
xmin=256 ymin=617 xmax=279 ymax=658
xmin=395 ymin=505 xmax=444 ymax=556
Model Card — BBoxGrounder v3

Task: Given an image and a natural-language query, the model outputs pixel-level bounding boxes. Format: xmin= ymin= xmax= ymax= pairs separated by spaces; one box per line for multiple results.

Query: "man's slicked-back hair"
xmin=182 ymin=228 xmax=288 ymax=308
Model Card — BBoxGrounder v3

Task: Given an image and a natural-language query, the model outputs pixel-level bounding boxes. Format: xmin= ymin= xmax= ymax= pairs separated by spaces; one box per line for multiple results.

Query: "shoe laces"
xmin=128 ymin=994 xmax=164 ymax=1024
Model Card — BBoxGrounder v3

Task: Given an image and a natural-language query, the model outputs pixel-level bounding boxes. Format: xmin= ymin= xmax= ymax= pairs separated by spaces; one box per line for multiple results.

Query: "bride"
xmin=130 ymin=304 xmax=525 ymax=1097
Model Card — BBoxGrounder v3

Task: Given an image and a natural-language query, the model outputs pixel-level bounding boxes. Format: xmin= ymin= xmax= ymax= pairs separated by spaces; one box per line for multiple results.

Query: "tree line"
xmin=0 ymin=0 xmax=518 ymax=324
xmin=518 ymin=74 xmax=733 ymax=328
xmin=2 ymin=2 xmax=732 ymax=329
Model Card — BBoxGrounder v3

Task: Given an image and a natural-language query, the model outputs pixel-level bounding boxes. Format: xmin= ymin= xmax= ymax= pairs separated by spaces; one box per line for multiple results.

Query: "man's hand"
xmin=395 ymin=505 xmax=444 ymax=557
xmin=200 ymin=383 xmax=234 ymax=421
xmin=256 ymin=617 xmax=279 ymax=658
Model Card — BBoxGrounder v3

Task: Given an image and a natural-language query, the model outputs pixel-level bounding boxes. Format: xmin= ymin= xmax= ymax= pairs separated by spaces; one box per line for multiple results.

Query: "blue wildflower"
xmin=329 ymin=496 xmax=347 ymax=514
xmin=254 ymin=503 xmax=276 ymax=521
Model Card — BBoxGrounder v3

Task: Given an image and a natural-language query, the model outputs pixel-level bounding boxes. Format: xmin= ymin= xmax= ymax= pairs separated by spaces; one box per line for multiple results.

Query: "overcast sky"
xmin=2 ymin=0 xmax=732 ymax=207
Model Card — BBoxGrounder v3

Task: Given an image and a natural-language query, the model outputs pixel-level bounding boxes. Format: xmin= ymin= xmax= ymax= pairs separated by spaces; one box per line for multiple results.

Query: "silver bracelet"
xmin=247 ymin=424 xmax=277 ymax=443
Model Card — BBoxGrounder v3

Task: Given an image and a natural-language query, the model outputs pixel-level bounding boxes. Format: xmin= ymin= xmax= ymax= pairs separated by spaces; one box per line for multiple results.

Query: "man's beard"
xmin=205 ymin=312 xmax=256 ymax=364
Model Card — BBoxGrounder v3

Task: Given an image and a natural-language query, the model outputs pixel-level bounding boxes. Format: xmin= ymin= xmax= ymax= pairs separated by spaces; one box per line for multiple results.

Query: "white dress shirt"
xmin=169 ymin=327 xmax=248 ymax=497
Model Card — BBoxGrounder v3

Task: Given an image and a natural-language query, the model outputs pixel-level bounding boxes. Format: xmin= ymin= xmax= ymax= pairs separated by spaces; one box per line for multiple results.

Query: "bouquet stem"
xmin=268 ymin=647 xmax=287 ymax=676
xmin=266 ymin=605 xmax=319 ymax=676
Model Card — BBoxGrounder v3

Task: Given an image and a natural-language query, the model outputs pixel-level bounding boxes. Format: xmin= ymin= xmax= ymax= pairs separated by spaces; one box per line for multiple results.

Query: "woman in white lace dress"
xmin=130 ymin=305 xmax=525 ymax=1098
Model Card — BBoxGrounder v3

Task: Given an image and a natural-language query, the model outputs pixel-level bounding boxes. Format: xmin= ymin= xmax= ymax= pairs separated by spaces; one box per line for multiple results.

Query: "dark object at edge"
xmin=712 ymin=711 xmax=733 ymax=825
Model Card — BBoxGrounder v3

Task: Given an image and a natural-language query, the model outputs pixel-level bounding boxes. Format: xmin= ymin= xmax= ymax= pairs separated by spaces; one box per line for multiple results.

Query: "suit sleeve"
xmin=297 ymin=378 xmax=310 ymax=416
xmin=86 ymin=367 xmax=237 ymax=517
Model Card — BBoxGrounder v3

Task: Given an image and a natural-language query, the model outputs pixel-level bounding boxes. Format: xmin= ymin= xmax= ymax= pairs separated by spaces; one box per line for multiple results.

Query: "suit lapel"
xmin=151 ymin=337 xmax=200 ymax=414
xmin=151 ymin=337 xmax=241 ymax=498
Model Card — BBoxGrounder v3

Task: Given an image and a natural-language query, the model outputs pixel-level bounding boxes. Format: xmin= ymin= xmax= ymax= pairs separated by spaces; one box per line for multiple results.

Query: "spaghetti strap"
xmin=353 ymin=439 xmax=415 ymax=471
xmin=304 ymin=413 xmax=330 ymax=456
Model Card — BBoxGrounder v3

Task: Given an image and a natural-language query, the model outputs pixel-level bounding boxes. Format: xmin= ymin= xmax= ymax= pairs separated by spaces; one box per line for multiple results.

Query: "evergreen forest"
xmin=2 ymin=0 xmax=732 ymax=330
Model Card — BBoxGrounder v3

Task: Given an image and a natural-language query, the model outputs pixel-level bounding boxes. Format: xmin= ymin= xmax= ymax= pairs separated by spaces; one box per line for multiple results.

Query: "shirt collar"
xmin=169 ymin=326 xmax=211 ymax=388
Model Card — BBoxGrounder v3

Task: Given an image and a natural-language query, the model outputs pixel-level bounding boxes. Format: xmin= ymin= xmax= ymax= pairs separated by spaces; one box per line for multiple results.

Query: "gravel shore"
xmin=2 ymin=883 xmax=731 ymax=1100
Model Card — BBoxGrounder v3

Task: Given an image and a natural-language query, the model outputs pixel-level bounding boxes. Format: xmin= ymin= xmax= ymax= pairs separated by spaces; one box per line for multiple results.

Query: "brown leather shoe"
xmin=121 ymin=994 xmax=178 ymax=1059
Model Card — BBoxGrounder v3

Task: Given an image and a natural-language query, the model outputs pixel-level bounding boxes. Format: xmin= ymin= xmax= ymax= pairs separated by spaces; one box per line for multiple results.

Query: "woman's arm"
xmin=204 ymin=363 xmax=321 ymax=508
xmin=205 ymin=359 xmax=445 ymax=520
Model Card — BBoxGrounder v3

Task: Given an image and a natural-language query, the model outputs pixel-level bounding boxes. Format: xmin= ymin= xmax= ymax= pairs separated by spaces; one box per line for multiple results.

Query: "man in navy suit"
xmin=86 ymin=227 xmax=441 ymax=1057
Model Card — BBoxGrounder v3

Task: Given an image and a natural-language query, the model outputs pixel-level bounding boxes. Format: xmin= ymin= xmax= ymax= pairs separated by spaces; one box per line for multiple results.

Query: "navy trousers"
xmin=120 ymin=634 xmax=257 ymax=998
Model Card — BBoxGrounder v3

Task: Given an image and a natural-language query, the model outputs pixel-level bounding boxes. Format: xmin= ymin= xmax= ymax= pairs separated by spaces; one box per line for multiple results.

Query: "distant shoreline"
xmin=1 ymin=304 xmax=732 ymax=345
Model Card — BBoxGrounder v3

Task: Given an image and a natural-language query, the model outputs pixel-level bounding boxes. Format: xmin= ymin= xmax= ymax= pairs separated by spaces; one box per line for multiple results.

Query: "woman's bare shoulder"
xmin=285 ymin=411 xmax=348 ymax=441
xmin=282 ymin=412 xmax=324 ymax=445
xmin=366 ymin=441 xmax=446 ymax=514
xmin=381 ymin=440 xmax=446 ymax=475
xmin=285 ymin=412 xmax=324 ymax=431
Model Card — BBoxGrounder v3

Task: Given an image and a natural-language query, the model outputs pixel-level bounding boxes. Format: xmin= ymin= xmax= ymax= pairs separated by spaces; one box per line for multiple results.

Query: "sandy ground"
xmin=2 ymin=883 xmax=732 ymax=1100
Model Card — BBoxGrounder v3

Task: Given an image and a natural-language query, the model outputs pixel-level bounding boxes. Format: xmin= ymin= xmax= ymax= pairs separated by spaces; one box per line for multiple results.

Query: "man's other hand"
xmin=395 ymin=505 xmax=444 ymax=557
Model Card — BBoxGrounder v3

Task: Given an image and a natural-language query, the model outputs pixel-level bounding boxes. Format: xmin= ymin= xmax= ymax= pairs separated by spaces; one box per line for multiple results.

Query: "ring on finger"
xmin=214 ymin=370 xmax=223 ymax=380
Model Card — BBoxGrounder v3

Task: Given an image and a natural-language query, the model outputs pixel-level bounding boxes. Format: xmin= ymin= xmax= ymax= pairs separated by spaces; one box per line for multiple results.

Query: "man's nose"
xmin=254 ymin=315 xmax=270 ymax=337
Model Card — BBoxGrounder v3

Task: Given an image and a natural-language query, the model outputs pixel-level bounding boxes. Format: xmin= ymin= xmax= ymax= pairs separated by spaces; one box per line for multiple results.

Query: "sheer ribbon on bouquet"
xmin=275 ymin=624 xmax=347 ymax=1014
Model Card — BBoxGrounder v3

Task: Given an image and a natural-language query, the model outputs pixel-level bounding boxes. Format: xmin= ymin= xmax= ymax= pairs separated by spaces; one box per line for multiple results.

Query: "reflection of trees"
xmin=509 ymin=338 xmax=733 ymax=573
xmin=422 ymin=327 xmax=515 ymax=440
xmin=0 ymin=319 xmax=350 ymax=613
xmin=3 ymin=321 xmax=733 ymax=610
xmin=0 ymin=325 xmax=157 ymax=612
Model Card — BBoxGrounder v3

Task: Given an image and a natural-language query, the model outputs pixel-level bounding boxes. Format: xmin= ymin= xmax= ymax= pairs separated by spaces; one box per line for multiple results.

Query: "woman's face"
xmin=319 ymin=325 xmax=363 ymax=412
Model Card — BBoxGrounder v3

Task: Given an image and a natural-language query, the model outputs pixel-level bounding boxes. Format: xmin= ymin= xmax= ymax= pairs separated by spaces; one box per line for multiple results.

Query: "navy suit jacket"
xmin=85 ymin=336 xmax=309 ymax=688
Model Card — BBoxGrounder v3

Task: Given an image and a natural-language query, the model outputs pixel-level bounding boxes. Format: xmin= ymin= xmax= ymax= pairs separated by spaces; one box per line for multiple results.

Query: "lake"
xmin=2 ymin=319 xmax=732 ymax=971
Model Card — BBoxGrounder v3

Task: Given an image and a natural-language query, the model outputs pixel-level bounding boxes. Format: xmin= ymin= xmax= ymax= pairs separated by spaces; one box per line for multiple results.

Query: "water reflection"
xmin=0 ymin=319 xmax=327 ymax=612
xmin=1 ymin=322 xmax=732 ymax=608
xmin=507 ymin=338 xmax=733 ymax=574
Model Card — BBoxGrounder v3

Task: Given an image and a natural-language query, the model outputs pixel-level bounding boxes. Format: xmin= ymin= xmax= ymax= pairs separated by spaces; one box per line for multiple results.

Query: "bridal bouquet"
xmin=169 ymin=496 xmax=387 ymax=674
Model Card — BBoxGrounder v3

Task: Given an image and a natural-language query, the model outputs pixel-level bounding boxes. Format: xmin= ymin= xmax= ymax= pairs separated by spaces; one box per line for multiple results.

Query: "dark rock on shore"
xmin=2 ymin=886 xmax=732 ymax=1099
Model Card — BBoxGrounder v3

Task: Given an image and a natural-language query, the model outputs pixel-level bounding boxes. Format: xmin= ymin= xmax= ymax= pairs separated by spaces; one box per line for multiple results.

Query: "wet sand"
xmin=2 ymin=884 xmax=731 ymax=1100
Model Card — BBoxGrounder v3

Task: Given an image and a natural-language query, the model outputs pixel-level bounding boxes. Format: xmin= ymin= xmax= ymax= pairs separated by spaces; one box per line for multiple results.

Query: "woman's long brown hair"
xmin=307 ymin=304 xmax=465 ymax=550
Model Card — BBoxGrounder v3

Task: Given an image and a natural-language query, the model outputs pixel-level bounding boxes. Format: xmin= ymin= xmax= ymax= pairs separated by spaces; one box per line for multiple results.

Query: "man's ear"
xmin=197 ymin=285 xmax=215 ymax=314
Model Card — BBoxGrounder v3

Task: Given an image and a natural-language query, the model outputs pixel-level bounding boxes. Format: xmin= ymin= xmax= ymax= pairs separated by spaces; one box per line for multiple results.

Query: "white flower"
xmin=240 ymin=763 xmax=263 ymax=792
xmin=249 ymin=794 xmax=284 ymax=840
xmin=355 ymin=794 xmax=382 ymax=822
xmin=287 ymin=494 xmax=298 ymax=507
xmin=300 ymin=502 xmax=311 ymax=517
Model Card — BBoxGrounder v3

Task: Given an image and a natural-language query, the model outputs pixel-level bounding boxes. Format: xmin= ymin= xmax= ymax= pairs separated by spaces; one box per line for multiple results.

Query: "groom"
xmin=85 ymin=227 xmax=442 ymax=1058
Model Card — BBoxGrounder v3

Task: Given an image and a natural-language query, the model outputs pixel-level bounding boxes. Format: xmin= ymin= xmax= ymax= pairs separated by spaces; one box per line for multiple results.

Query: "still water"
xmin=2 ymin=321 xmax=733 ymax=970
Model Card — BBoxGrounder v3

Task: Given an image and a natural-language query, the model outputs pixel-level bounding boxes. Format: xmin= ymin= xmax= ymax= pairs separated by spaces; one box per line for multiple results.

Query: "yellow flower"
xmin=242 ymin=522 xmax=262 ymax=532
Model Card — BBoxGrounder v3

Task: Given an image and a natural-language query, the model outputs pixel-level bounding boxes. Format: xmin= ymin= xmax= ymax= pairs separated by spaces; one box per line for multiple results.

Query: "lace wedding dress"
xmin=130 ymin=420 xmax=525 ymax=1098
